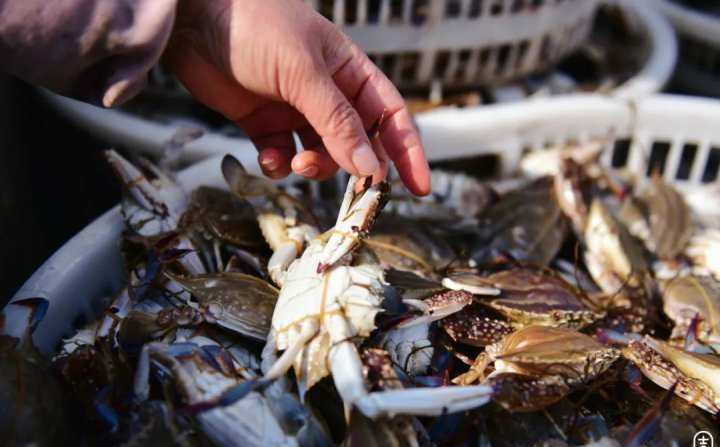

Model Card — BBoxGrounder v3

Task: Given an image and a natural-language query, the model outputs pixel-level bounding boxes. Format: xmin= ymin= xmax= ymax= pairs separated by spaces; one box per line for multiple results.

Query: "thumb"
xmin=289 ymin=69 xmax=379 ymax=177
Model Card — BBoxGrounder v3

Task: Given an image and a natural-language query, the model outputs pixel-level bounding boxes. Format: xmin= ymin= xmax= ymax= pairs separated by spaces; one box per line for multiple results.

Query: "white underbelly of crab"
xmin=258 ymin=176 xmax=494 ymax=419
xmin=269 ymin=241 xmax=385 ymax=391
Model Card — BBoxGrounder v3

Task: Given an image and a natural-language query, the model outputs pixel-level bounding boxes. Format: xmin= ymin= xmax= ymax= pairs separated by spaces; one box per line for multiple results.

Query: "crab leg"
xmin=135 ymin=342 xmax=198 ymax=401
xmin=105 ymin=150 xmax=175 ymax=218
xmin=264 ymin=319 xmax=319 ymax=380
xmin=399 ymin=290 xmax=475 ymax=328
xmin=317 ymin=177 xmax=385 ymax=272
xmin=354 ymin=384 xmax=493 ymax=418
xmin=106 ymin=150 xmax=205 ymax=275
xmin=325 ymin=311 xmax=492 ymax=418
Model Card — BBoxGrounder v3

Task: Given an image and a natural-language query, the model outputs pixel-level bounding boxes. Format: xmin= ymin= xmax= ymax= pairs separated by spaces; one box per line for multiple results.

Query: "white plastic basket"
xmin=416 ymin=93 xmax=720 ymax=191
xmin=654 ymin=0 xmax=720 ymax=96
xmin=312 ymin=0 xmax=599 ymax=88
xmin=7 ymin=92 xmax=720 ymax=353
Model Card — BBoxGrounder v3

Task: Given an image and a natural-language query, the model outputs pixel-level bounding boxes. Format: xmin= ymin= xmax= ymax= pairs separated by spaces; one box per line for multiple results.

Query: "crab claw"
xmin=317 ymin=177 xmax=388 ymax=272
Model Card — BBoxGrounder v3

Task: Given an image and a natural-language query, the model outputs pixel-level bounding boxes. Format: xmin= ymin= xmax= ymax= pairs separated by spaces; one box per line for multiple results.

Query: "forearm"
xmin=0 ymin=0 xmax=177 ymax=106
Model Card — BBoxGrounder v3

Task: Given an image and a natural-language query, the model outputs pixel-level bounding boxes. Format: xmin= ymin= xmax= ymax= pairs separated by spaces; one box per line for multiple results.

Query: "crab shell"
xmin=272 ymin=241 xmax=386 ymax=389
xmin=660 ymin=275 xmax=720 ymax=346
xmin=487 ymin=326 xmax=620 ymax=382
xmin=135 ymin=340 xmax=304 ymax=447
xmin=454 ymin=326 xmax=620 ymax=388
xmin=686 ymin=228 xmax=720 ymax=279
xmin=623 ymin=336 xmax=720 ymax=414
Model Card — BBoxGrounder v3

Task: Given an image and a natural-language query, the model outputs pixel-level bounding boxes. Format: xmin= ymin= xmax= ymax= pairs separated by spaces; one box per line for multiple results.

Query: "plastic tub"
xmin=2 ymin=153 xmax=261 ymax=353
xmin=6 ymin=92 xmax=720 ymax=354
xmin=654 ymin=0 xmax=720 ymax=96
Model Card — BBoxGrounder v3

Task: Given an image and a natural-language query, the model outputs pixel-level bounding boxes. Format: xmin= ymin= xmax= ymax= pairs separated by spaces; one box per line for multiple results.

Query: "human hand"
xmin=165 ymin=0 xmax=430 ymax=195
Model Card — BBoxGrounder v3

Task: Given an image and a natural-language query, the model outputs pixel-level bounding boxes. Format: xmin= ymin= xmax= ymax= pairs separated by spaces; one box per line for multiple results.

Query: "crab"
xmin=617 ymin=334 xmax=720 ymax=414
xmin=222 ymin=155 xmax=318 ymax=286
xmin=660 ymin=275 xmax=720 ymax=349
xmin=105 ymin=149 xmax=205 ymax=276
xmin=134 ymin=337 xmax=331 ymax=447
xmin=384 ymin=289 xmax=475 ymax=375
xmin=454 ymin=326 xmax=621 ymax=412
xmin=618 ymin=175 xmax=693 ymax=261
xmin=686 ymin=228 xmax=720 ymax=280
xmin=520 ymin=140 xmax=605 ymax=178
xmin=554 ymin=159 xmax=653 ymax=331
xmin=178 ymin=186 xmax=266 ymax=273
xmin=364 ymin=217 xmax=457 ymax=279
xmin=585 ymin=200 xmax=655 ymax=332
xmin=223 ymin=163 xmax=493 ymax=418
xmin=442 ymin=266 xmax=604 ymax=331
xmin=384 ymin=170 xmax=497 ymax=222
xmin=168 ymin=271 xmax=279 ymax=341
xmin=0 ymin=299 xmax=73 ymax=445
xmin=471 ymin=178 xmax=568 ymax=266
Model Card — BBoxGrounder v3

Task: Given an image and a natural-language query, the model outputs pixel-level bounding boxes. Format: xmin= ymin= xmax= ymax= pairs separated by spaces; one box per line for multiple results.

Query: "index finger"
xmin=327 ymin=40 xmax=431 ymax=195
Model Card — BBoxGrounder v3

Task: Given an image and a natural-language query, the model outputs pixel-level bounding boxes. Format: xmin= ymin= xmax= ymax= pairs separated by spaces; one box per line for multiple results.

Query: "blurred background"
xmin=0 ymin=76 xmax=118 ymax=301
xmin=1 ymin=0 xmax=718 ymax=302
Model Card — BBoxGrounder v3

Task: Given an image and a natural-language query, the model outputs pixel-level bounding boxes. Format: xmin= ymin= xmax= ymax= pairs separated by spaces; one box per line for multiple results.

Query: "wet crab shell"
xmin=441 ymin=305 xmax=515 ymax=347
xmin=660 ymin=275 xmax=720 ymax=346
xmin=487 ymin=372 xmax=572 ymax=412
xmin=477 ymin=267 xmax=604 ymax=329
xmin=488 ymin=326 xmax=621 ymax=382
xmin=169 ymin=272 xmax=279 ymax=341
xmin=622 ymin=337 xmax=720 ymax=414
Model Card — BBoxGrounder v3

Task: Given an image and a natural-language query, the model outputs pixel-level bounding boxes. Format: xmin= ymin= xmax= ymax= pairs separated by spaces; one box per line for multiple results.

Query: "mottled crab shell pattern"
xmin=476 ymin=268 xmax=603 ymax=329
xmin=623 ymin=337 xmax=720 ymax=414
xmin=441 ymin=305 xmax=515 ymax=347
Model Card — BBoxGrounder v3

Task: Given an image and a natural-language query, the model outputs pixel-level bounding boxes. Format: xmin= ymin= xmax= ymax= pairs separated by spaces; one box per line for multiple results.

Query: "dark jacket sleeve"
xmin=0 ymin=0 xmax=178 ymax=107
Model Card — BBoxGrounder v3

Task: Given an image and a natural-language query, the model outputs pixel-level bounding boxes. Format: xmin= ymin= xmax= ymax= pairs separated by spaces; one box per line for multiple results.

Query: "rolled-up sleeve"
xmin=0 ymin=0 xmax=178 ymax=107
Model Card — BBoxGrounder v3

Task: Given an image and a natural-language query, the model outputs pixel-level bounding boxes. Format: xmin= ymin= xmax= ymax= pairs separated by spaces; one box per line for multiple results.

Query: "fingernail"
xmin=260 ymin=156 xmax=278 ymax=171
xmin=299 ymin=165 xmax=319 ymax=178
xmin=351 ymin=143 xmax=380 ymax=176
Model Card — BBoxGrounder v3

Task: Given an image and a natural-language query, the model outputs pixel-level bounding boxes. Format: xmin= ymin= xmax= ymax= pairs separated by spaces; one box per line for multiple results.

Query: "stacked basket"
xmin=655 ymin=0 xmax=720 ymax=96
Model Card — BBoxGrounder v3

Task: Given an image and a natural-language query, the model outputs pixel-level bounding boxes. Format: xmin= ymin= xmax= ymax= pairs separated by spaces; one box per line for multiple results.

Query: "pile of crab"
xmin=4 ymin=140 xmax=720 ymax=446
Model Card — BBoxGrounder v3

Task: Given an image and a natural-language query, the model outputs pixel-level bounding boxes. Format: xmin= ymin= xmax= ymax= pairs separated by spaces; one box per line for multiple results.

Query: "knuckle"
xmin=325 ymin=100 xmax=360 ymax=139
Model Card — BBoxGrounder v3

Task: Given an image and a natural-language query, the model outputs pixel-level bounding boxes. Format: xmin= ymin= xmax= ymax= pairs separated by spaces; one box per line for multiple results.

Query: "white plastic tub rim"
xmin=7 ymin=92 xmax=720 ymax=355
xmin=2 ymin=153 xmax=261 ymax=354
xmin=654 ymin=0 xmax=720 ymax=96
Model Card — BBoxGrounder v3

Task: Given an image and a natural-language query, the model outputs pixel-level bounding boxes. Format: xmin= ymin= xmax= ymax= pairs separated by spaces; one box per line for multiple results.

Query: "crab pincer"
xmin=316 ymin=176 xmax=388 ymax=273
